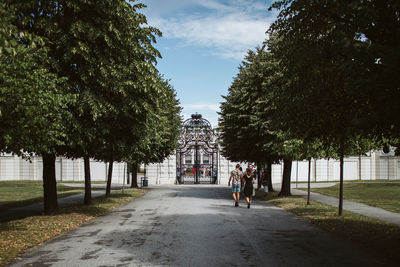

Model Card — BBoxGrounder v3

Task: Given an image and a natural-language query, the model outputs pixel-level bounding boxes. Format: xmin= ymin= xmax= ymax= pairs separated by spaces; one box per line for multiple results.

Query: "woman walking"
xmin=243 ymin=167 xmax=255 ymax=208
xmin=228 ymin=164 xmax=243 ymax=207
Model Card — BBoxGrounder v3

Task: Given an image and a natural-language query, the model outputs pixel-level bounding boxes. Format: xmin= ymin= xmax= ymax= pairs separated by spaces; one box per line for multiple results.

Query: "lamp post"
xmin=195 ymin=136 xmax=199 ymax=184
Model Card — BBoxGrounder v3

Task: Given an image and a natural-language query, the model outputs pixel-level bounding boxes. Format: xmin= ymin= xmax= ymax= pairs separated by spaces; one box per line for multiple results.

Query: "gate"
xmin=176 ymin=113 xmax=219 ymax=184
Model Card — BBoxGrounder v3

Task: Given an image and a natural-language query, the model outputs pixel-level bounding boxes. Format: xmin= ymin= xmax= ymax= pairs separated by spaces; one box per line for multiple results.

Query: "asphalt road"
xmin=7 ymin=185 xmax=389 ymax=267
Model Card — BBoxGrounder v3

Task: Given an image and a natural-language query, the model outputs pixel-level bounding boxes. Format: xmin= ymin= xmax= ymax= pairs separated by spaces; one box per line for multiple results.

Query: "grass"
xmin=0 ymin=181 xmax=87 ymax=212
xmin=292 ymin=180 xmax=338 ymax=184
xmin=255 ymin=189 xmax=400 ymax=265
xmin=293 ymin=180 xmax=400 ymax=184
xmin=0 ymin=188 xmax=146 ymax=266
xmin=61 ymin=181 xmax=107 ymax=184
xmin=298 ymin=182 xmax=400 ymax=213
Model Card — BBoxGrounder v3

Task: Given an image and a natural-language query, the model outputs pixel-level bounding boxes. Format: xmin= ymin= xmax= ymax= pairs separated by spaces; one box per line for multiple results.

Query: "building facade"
xmin=0 ymin=149 xmax=399 ymax=185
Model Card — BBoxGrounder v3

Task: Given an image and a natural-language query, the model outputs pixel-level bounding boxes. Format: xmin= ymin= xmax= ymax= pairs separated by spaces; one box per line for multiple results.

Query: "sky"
xmin=138 ymin=0 xmax=277 ymax=127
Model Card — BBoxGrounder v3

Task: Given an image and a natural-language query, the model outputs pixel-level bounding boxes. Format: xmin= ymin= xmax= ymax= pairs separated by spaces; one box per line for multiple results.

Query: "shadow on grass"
xmin=55 ymin=190 xmax=143 ymax=216
xmin=0 ymin=189 xmax=144 ymax=224
xmin=310 ymin=216 xmax=400 ymax=264
xmin=289 ymin=206 xmax=332 ymax=216
xmin=0 ymin=198 xmax=44 ymax=212
xmin=264 ymin=193 xmax=400 ymax=265
xmin=0 ymin=186 xmax=83 ymax=212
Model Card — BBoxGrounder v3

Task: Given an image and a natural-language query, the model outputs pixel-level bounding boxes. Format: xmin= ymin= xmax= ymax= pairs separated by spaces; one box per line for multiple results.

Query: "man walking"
xmin=228 ymin=164 xmax=243 ymax=207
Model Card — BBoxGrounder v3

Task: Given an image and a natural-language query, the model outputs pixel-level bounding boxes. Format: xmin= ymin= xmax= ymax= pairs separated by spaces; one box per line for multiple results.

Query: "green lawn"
xmin=0 ymin=180 xmax=84 ymax=212
xmin=61 ymin=181 xmax=106 ymax=184
xmin=300 ymin=182 xmax=400 ymax=213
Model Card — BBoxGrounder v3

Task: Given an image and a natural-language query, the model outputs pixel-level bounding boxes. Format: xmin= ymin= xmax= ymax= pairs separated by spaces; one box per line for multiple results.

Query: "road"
xmin=8 ymin=185 xmax=388 ymax=266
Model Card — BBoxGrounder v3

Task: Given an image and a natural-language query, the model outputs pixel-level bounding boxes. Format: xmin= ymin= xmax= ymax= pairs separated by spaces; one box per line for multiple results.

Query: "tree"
xmin=129 ymin=162 xmax=140 ymax=188
xmin=350 ymin=0 xmax=400 ymax=138
xmin=220 ymin=48 xmax=303 ymax=196
xmin=43 ymin=0 xmax=164 ymax=199
xmin=5 ymin=0 xmax=173 ymax=208
xmin=1 ymin=2 xmax=73 ymax=214
xmin=124 ymin=74 xmax=181 ymax=188
xmin=268 ymin=0 xmax=383 ymax=214
xmin=219 ymin=49 xmax=280 ymax=165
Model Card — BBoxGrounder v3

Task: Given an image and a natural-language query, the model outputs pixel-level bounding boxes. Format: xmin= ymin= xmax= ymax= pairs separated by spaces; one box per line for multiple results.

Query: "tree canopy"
xmin=268 ymin=0 xmax=400 ymax=143
xmin=1 ymin=0 xmax=182 ymax=212
xmin=219 ymin=0 xmax=395 ymax=201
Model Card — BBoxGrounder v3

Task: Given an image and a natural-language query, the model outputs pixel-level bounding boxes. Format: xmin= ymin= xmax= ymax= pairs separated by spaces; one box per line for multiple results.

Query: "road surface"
xmin=8 ymin=185 xmax=388 ymax=266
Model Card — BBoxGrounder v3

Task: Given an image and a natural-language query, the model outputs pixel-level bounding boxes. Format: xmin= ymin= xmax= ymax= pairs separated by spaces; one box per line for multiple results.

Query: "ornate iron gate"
xmin=176 ymin=113 xmax=219 ymax=184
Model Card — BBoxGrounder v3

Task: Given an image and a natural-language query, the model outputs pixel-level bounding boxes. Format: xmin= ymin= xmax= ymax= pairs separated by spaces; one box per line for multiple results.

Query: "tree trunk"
xmin=307 ymin=158 xmax=311 ymax=205
xmin=105 ymin=158 xmax=113 ymax=197
xmin=266 ymin=161 xmax=274 ymax=192
xmin=358 ymin=155 xmax=361 ymax=180
xmin=131 ymin=163 xmax=139 ymax=188
xmin=279 ymin=159 xmax=292 ymax=196
xmin=42 ymin=153 xmax=58 ymax=214
xmin=256 ymin=162 xmax=262 ymax=189
xmin=84 ymin=156 xmax=91 ymax=205
xmin=127 ymin=163 xmax=130 ymax=184
xmin=339 ymin=141 xmax=344 ymax=216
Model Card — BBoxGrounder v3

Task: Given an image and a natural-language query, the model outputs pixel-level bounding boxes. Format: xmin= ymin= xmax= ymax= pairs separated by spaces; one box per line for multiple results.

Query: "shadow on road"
xmin=91 ymin=207 xmax=391 ymax=267
xmin=5 ymin=185 xmax=399 ymax=267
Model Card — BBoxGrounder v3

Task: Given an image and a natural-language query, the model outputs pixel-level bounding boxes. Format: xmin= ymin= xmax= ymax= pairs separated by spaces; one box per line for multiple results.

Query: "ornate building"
xmin=0 ymin=114 xmax=399 ymax=185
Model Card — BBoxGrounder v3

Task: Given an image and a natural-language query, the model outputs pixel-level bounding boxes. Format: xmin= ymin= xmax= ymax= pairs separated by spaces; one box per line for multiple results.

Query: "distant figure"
xmin=228 ymin=164 xmax=243 ymax=207
xmin=243 ymin=167 xmax=255 ymax=208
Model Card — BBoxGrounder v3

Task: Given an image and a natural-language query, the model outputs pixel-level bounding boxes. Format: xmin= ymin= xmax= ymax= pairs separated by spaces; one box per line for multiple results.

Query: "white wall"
xmin=217 ymin=154 xmax=241 ymax=185
xmin=0 ymin=156 xmax=15 ymax=179
xmin=145 ymin=154 xmax=177 ymax=185
xmin=90 ymin=161 xmax=107 ymax=181
xmin=0 ymin=150 xmax=399 ymax=184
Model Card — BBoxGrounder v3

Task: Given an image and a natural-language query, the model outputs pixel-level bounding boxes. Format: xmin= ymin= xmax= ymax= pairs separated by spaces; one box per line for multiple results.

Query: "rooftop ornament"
xmin=178 ymin=113 xmax=219 ymax=153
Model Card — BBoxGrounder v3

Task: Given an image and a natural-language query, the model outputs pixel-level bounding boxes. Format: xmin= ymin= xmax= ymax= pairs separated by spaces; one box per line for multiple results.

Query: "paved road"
xmin=7 ymin=185 xmax=391 ymax=267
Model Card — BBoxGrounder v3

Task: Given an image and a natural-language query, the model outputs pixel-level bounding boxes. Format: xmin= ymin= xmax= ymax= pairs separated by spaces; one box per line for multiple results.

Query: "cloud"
xmin=140 ymin=0 xmax=249 ymax=17
xmin=182 ymin=103 xmax=220 ymax=112
xmin=143 ymin=0 xmax=275 ymax=60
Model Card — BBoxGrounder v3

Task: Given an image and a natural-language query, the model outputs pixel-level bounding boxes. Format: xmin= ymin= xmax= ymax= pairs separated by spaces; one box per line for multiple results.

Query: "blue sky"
xmin=138 ymin=0 xmax=277 ymax=126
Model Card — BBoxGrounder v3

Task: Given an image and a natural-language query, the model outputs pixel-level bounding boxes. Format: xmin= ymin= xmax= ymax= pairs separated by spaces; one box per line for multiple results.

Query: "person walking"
xmin=228 ymin=164 xmax=242 ymax=207
xmin=243 ymin=167 xmax=255 ymax=208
